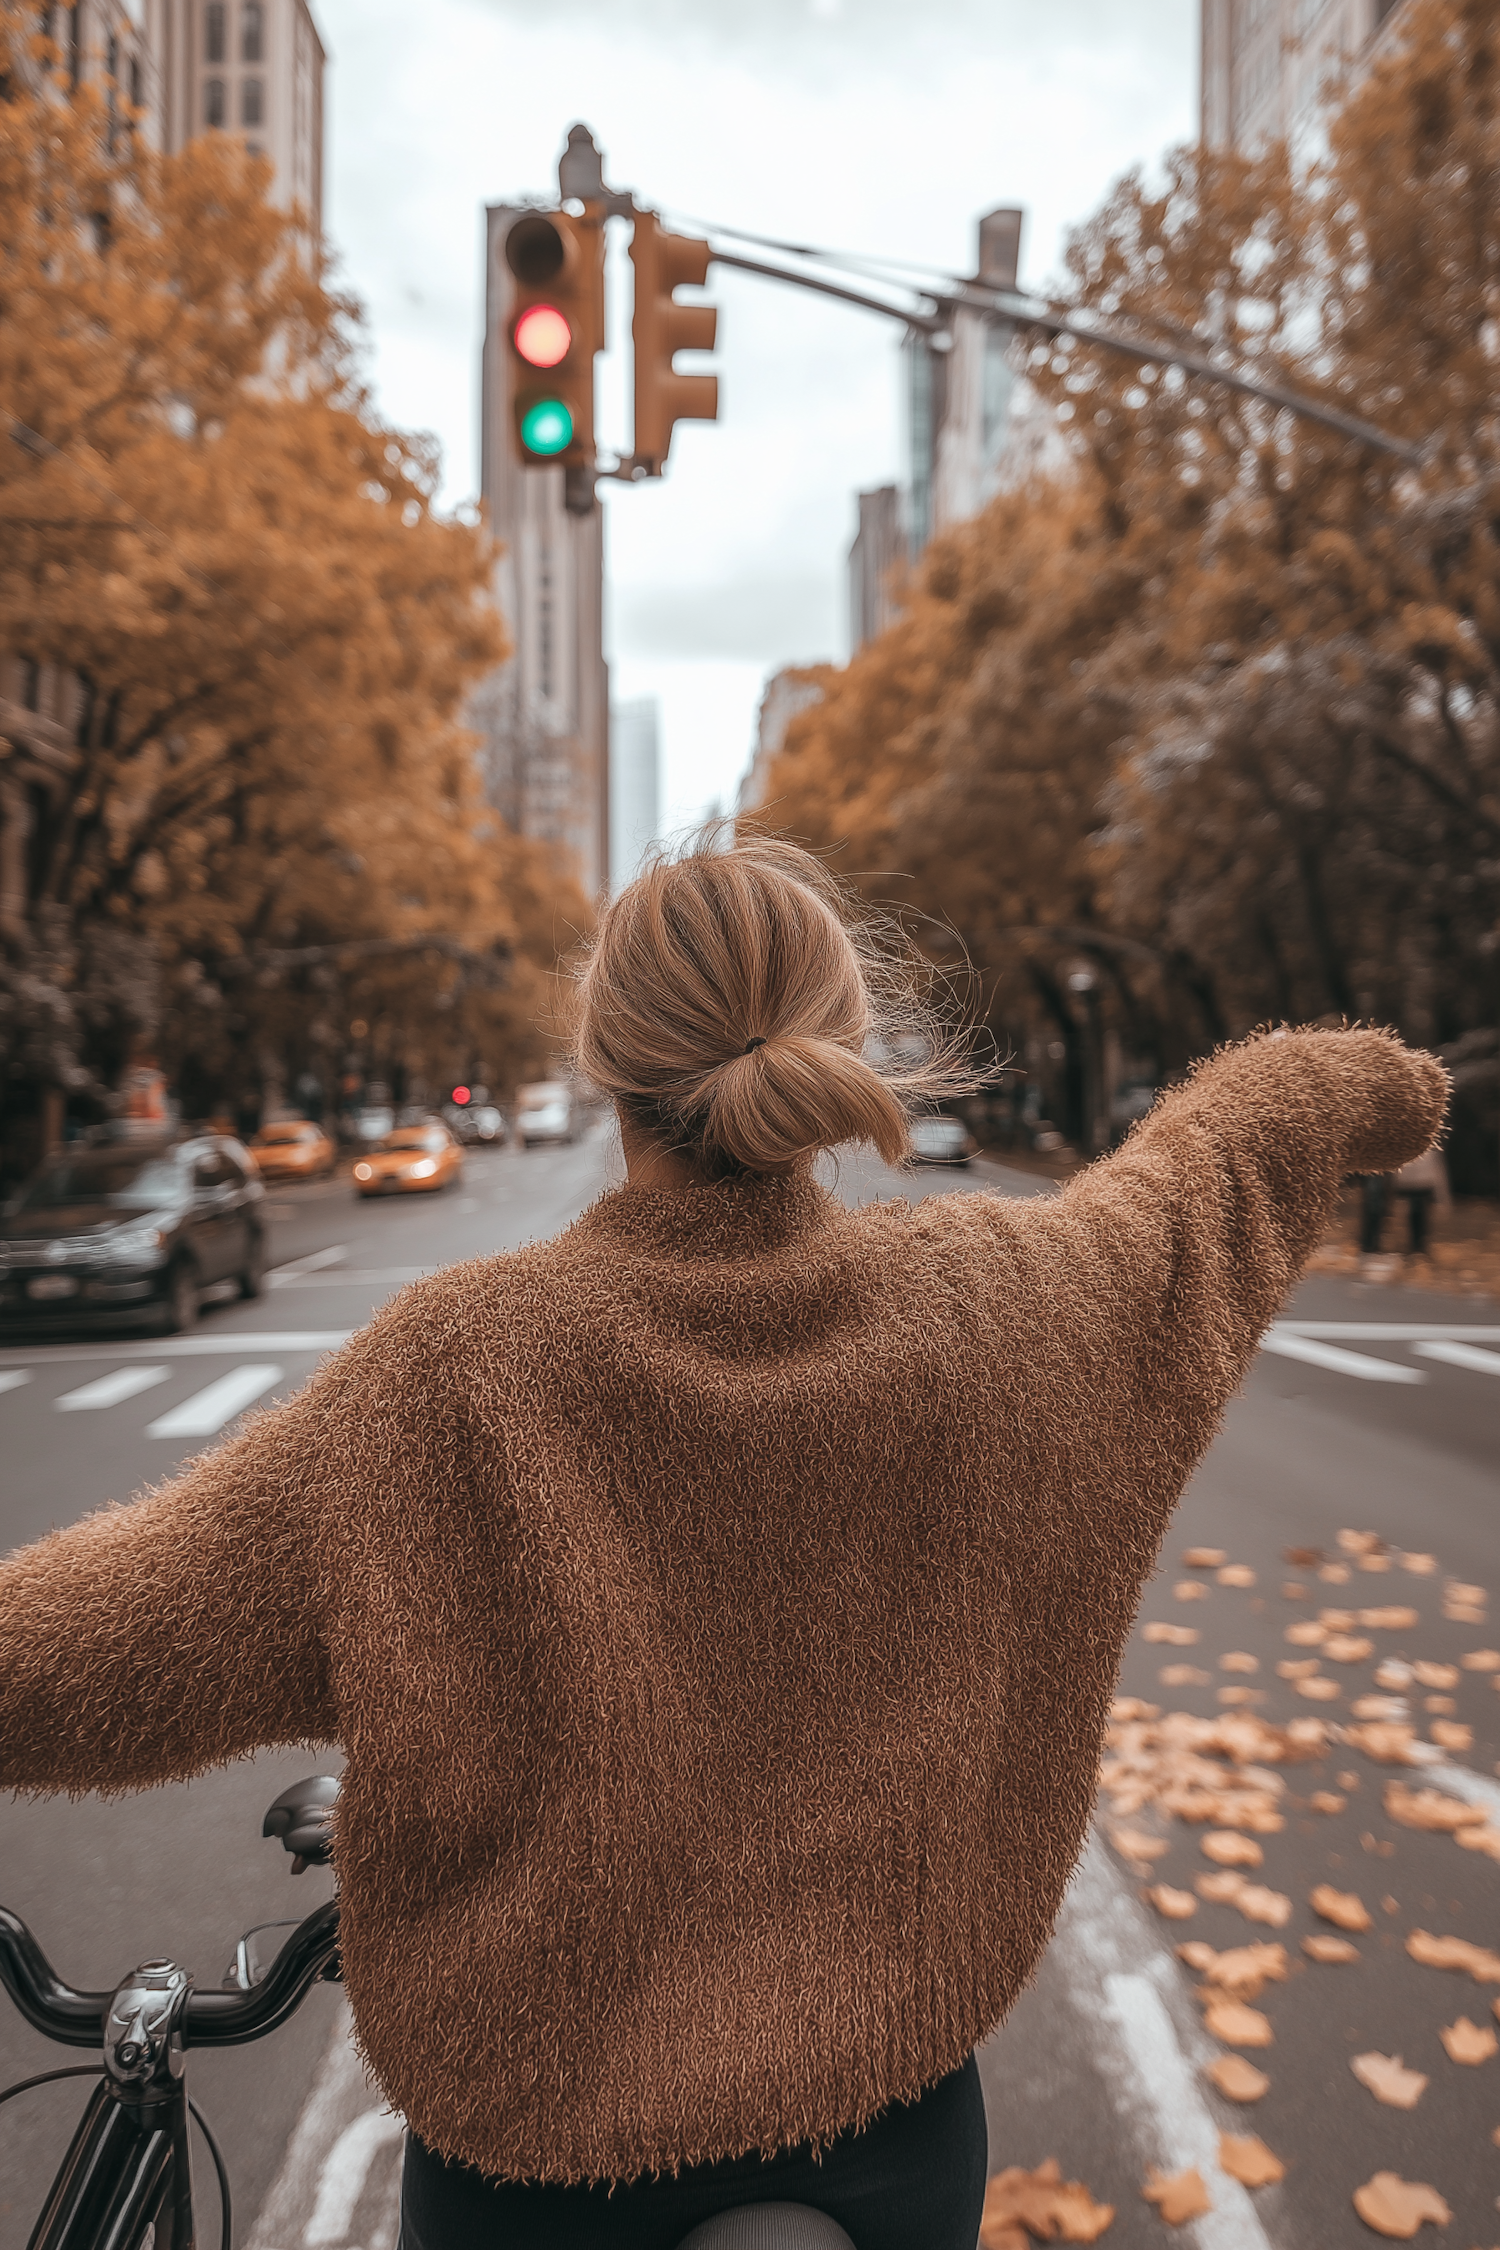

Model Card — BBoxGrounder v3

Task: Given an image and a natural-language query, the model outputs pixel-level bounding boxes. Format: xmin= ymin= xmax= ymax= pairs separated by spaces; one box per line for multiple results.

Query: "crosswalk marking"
xmin=1414 ymin=1337 xmax=1500 ymax=1378
xmin=56 ymin=1366 xmax=170 ymax=1412
xmin=146 ymin=1365 xmax=283 ymax=1439
xmin=1259 ymin=1332 xmax=1425 ymax=1383
xmin=0 ymin=1370 xmax=32 ymax=1396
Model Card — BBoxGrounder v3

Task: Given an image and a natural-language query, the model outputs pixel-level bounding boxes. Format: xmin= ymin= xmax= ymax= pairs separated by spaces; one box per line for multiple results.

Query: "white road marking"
xmin=303 ymin=2107 xmax=407 ymax=2245
xmin=55 ymin=1365 xmax=170 ymax=1412
xmin=1260 ymin=1332 xmax=1424 ymax=1383
xmin=1423 ymin=1761 xmax=1500 ymax=1824
xmin=268 ymin=1244 xmax=349 ymax=1282
xmin=245 ymin=2006 xmax=397 ymax=2250
xmin=1058 ymin=1831 xmax=1277 ymax=2250
xmin=1274 ymin=1321 xmax=1500 ymax=1342
xmin=0 ymin=1332 xmax=352 ymax=1368
xmin=1414 ymin=1338 xmax=1500 ymax=1377
xmin=146 ymin=1364 xmax=282 ymax=1437
xmin=0 ymin=1369 xmax=32 ymax=1395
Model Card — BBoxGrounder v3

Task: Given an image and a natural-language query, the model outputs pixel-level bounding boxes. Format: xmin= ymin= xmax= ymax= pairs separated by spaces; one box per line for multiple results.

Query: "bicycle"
xmin=0 ymin=1776 xmax=854 ymax=2250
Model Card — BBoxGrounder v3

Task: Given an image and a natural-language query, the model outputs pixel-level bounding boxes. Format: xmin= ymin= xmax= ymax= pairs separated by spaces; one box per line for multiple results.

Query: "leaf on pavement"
xmin=1110 ymin=1826 xmax=1169 ymax=1872
xmin=1202 ymin=1831 xmax=1263 ymax=1867
xmin=1110 ymin=1698 xmax=1160 ymax=1721
xmin=1174 ymin=1582 xmax=1210 ymax=1602
xmin=1339 ymin=1530 xmax=1383 ymax=1555
xmin=1460 ymin=1648 xmax=1500 ymax=1670
xmin=1148 ymin=1885 xmax=1198 ymax=1920
xmin=1278 ymin=1658 xmax=1322 ymax=1677
xmin=1342 ymin=1721 xmax=1419 ymax=1762
xmin=1159 ymin=1664 xmax=1211 ymax=1686
xmin=1220 ymin=1651 xmax=1259 ymax=1673
xmin=1303 ymin=1932 xmax=1360 ymax=1963
xmin=1438 ymin=2014 xmax=1497 ymax=2064
xmin=1141 ymin=2168 xmax=1212 ymax=2224
xmin=1311 ymin=1885 xmax=1373 ymax=1931
xmin=1350 ymin=2052 xmax=1428 ymax=2107
xmin=1282 ymin=1547 xmax=1322 ymax=1566
xmin=1398 ymin=1553 xmax=1438 ymax=1575
xmin=1429 ymin=1719 xmax=1473 ymax=1752
xmin=1309 ymin=1790 xmax=1347 ymax=1813
xmin=1324 ymin=1634 xmax=1376 ymax=1663
xmin=1405 ymin=1930 xmax=1500 ymax=1981
xmin=1351 ymin=2173 xmax=1452 ymax=2237
xmin=1206 ymin=2053 xmax=1269 ymax=2101
xmin=1202 ymin=1996 xmax=1273 ymax=2046
xmin=1455 ymin=1821 xmax=1500 ymax=1861
xmin=1232 ymin=1885 xmax=1293 ymax=1928
xmin=1183 ymin=1548 xmax=1226 ymax=1568
xmin=1411 ymin=1661 xmax=1459 ymax=1689
xmin=1384 ymin=1783 xmax=1481 ymax=1834
xmin=1218 ymin=1565 xmax=1256 ymax=1587
xmin=1177 ymin=1941 xmax=1287 ymax=1997
xmin=1375 ymin=1659 xmax=1414 ymax=1688
xmin=1284 ymin=1621 xmax=1328 ymax=1646
xmin=1217 ymin=2133 xmax=1284 ymax=2187
xmin=1196 ymin=1870 xmax=1248 ymax=1903
xmin=980 ymin=2159 xmax=1115 ymax=2245
xmin=1444 ymin=1582 xmax=1486 ymax=1608
xmin=1443 ymin=1602 xmax=1485 ymax=1622
xmin=1296 ymin=1675 xmax=1342 ymax=1700
xmin=1144 ymin=1623 xmax=1201 ymax=1645
xmin=1353 ymin=1696 xmax=1409 ymax=1720
xmin=1359 ymin=1607 xmax=1420 ymax=1630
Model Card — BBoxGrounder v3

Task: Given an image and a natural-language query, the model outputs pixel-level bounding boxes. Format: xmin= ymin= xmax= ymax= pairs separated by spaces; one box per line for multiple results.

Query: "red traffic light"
xmin=514 ymin=304 xmax=572 ymax=369
xmin=451 ymin=1085 xmax=471 ymax=1105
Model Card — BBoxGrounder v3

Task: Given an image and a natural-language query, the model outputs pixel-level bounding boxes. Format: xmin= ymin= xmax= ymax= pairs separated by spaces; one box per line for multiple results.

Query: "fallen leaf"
xmin=1443 ymin=1603 xmax=1486 ymax=1623
xmin=1318 ymin=1607 xmax=1356 ymax=1629
xmin=1309 ymin=1790 xmax=1347 ymax=1813
xmin=1110 ymin=1698 xmax=1161 ymax=1721
xmin=1183 ymin=1547 xmax=1226 ymax=1568
xmin=1455 ymin=1822 xmax=1500 ymax=1860
xmin=981 ymin=2159 xmax=1115 ymax=2246
xmin=1202 ymin=1996 xmax=1273 ymax=2046
xmin=1423 ymin=1696 xmax=1456 ymax=1715
xmin=1304 ymin=1932 xmax=1360 ymax=1962
xmin=1142 ymin=2167 xmax=1212 ymax=2224
xmin=1159 ymin=1664 xmax=1211 ymax=1686
xmin=1297 ymin=1676 xmax=1341 ymax=1701
xmin=1384 ymin=1782 xmax=1479 ymax=1833
xmin=1358 ymin=1553 xmax=1391 ymax=1573
xmin=1439 ymin=2015 xmax=1497 ymax=2064
xmin=1110 ymin=1826 xmax=1169 ymax=1866
xmin=1405 ymin=1930 xmax=1500 ymax=1981
xmin=1196 ymin=1870 xmax=1248 ymax=1903
xmin=1148 ymin=1886 xmax=1198 ymax=1921
xmin=1278 ymin=1657 xmax=1322 ymax=1677
xmin=1202 ymin=1831 xmax=1264 ymax=1868
xmin=1144 ymin=1623 xmax=1201 ymax=1645
xmin=1175 ymin=1582 xmax=1210 ymax=1602
xmin=1177 ymin=1941 xmax=1287 ymax=1997
xmin=1359 ymin=1607 xmax=1420 ymax=1630
xmin=1217 ymin=2133 xmax=1284 ymax=2187
xmin=1324 ymin=1634 xmax=1376 ymax=1663
xmin=1217 ymin=1686 xmax=1263 ymax=1708
xmin=1382 ymin=1894 xmax=1400 ymax=1915
xmin=1351 ymin=2173 xmax=1452 ymax=2238
xmin=1311 ymin=1885 xmax=1373 ymax=1931
xmin=1339 ymin=1530 xmax=1383 ymax=1556
xmin=1375 ymin=1659 xmax=1414 ymax=1688
xmin=1343 ymin=1722 xmax=1419 ymax=1763
xmin=1399 ymin=1553 xmax=1438 ymax=1575
xmin=1353 ymin=1696 xmax=1410 ymax=1721
xmin=1445 ymin=1582 xmax=1486 ymax=1608
xmin=1284 ymin=1621 xmax=1327 ymax=1646
xmin=1430 ymin=1720 xmax=1473 ymax=1752
xmin=1411 ymin=1661 xmax=1460 ymax=1690
xmin=1460 ymin=1649 xmax=1500 ymax=1671
xmin=1232 ymin=1885 xmax=1293 ymax=1928
xmin=1320 ymin=1561 xmax=1352 ymax=1582
xmin=1218 ymin=1565 xmax=1256 ymax=1588
xmin=1350 ymin=2052 xmax=1429 ymax=2108
xmin=1220 ymin=1652 xmax=1259 ymax=1673
xmin=1206 ymin=2053 xmax=1269 ymax=2101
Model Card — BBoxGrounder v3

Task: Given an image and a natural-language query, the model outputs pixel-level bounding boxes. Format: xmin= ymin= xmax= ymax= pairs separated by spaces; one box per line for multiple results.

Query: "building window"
xmin=242 ymin=76 xmax=263 ymax=126
xmin=204 ymin=76 xmax=225 ymax=126
xmin=129 ymin=56 xmax=142 ymax=109
xmin=204 ymin=1 xmax=225 ymax=63
xmin=242 ymin=0 xmax=264 ymax=62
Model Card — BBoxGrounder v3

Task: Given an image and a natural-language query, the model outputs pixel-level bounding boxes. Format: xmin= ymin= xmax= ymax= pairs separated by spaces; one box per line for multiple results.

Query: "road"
xmin=1 ymin=1121 xmax=1496 ymax=2248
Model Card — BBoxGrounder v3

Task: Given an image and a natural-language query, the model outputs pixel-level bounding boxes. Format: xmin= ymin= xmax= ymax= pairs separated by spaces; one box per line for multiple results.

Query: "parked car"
xmin=515 ymin=1081 xmax=576 ymax=1148
xmin=442 ymin=1101 xmax=505 ymax=1147
xmin=0 ymin=1131 xmax=267 ymax=1335
xmin=352 ymin=1123 xmax=463 ymax=1198
xmin=467 ymin=1104 xmax=506 ymax=1144
xmin=247 ymin=1119 xmax=338 ymax=1182
xmin=908 ymin=1115 xmax=978 ymax=1167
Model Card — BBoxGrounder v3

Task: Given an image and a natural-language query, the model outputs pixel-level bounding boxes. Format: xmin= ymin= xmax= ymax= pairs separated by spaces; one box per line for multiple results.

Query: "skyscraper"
xmin=471 ymin=202 xmax=610 ymax=901
xmin=146 ymin=0 xmax=325 ymax=227
xmin=1201 ymin=0 xmax=1410 ymax=150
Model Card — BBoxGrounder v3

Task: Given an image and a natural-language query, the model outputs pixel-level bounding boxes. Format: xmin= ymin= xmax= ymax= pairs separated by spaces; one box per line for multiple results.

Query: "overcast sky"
xmin=315 ymin=0 xmax=1197 ymax=837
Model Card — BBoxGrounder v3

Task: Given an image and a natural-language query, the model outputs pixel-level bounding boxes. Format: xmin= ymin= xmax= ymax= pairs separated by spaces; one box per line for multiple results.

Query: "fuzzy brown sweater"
xmin=0 ymin=1029 xmax=1446 ymax=2185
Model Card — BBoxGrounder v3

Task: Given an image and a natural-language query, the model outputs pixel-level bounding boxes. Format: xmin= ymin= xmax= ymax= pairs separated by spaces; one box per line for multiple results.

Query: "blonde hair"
xmin=573 ymin=830 xmax=974 ymax=1179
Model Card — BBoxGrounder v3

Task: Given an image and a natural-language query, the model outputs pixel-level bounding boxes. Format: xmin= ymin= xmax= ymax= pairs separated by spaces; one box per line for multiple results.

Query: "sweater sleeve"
xmin=0 ymin=1280 xmax=464 ymax=1798
xmin=1012 ymin=1026 xmax=1448 ymax=1444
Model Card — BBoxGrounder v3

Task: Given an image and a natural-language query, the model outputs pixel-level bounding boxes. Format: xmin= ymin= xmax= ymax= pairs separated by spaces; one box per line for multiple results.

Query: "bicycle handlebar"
xmin=0 ymin=1897 xmax=340 ymax=2051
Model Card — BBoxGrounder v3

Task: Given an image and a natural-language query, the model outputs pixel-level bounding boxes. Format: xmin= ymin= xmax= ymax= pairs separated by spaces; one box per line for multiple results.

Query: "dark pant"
xmin=399 ymin=2051 xmax=988 ymax=2250
xmin=1359 ymin=1173 xmax=1389 ymax=1254
xmin=1402 ymin=1186 xmax=1435 ymax=1255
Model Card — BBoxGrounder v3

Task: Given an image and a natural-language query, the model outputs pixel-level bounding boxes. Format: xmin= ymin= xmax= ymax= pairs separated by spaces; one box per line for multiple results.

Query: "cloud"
xmin=610 ymin=572 xmax=839 ymax=664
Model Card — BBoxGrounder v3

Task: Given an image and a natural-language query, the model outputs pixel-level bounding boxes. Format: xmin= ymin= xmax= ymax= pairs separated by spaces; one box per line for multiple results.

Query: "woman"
xmin=0 ymin=838 xmax=1447 ymax=2250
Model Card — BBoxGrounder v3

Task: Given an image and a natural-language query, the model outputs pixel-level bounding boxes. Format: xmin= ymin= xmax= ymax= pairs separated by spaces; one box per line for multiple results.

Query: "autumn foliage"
xmin=764 ymin=0 xmax=1500 ymax=1187
xmin=0 ymin=2 xmax=585 ymax=1160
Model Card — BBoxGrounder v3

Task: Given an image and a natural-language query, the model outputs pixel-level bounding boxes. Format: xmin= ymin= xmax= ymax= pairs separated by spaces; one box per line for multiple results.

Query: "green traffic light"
xmin=520 ymin=398 xmax=574 ymax=456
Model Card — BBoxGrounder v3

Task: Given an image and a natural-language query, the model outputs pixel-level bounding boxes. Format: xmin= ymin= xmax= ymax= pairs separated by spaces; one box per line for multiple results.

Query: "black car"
xmin=0 ymin=1131 xmax=268 ymax=1336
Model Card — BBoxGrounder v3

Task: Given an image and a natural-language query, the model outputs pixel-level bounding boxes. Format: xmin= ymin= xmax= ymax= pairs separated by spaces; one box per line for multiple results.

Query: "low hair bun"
xmin=573 ymin=827 xmax=975 ymax=1179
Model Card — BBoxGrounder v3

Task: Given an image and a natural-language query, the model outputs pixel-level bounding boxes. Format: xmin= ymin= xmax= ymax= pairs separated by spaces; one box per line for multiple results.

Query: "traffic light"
xmin=506 ymin=209 xmax=604 ymax=469
xmin=630 ymin=212 xmax=718 ymax=477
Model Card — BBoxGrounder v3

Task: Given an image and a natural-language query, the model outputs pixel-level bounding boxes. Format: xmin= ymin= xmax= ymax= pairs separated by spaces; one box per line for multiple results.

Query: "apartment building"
xmin=1201 ymin=0 xmax=1411 ymax=149
xmin=147 ymin=0 xmax=325 ymax=223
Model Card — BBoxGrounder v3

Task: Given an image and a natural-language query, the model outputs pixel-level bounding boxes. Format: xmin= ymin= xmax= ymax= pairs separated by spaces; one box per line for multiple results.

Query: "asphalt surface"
xmin=1 ymin=1122 xmax=1496 ymax=2248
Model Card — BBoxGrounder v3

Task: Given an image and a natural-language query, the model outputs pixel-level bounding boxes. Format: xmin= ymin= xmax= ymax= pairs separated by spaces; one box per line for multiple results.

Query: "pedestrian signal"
xmin=505 ymin=210 xmax=603 ymax=469
xmin=629 ymin=213 xmax=718 ymax=477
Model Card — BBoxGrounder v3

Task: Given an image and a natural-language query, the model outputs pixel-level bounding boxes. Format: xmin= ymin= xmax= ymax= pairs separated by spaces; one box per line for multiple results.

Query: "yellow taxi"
xmin=352 ymin=1122 xmax=464 ymax=1198
xmin=247 ymin=1120 xmax=339 ymax=1183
